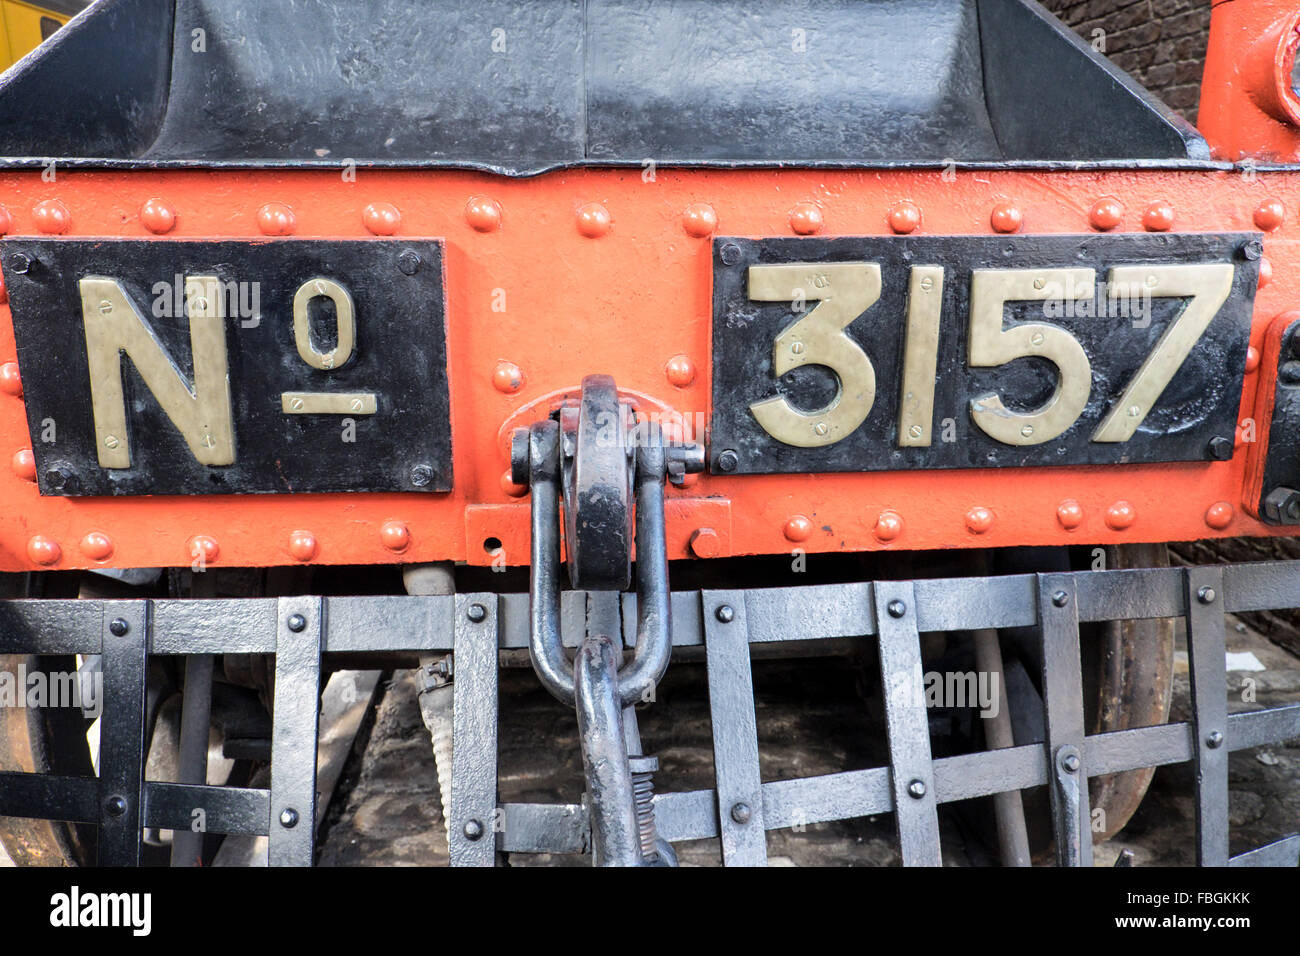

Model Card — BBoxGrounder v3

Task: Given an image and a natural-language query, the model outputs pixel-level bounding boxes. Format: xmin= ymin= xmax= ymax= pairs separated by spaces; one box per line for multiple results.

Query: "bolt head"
xmin=715 ymin=604 xmax=735 ymax=624
xmin=1052 ymin=590 xmax=1069 ymax=608
xmin=467 ymin=603 xmax=487 ymax=623
xmin=397 ymin=249 xmax=421 ymax=275
xmin=720 ymin=243 xmax=741 ymax=266
xmin=108 ymin=618 xmax=129 ymax=637
xmin=716 ymin=449 xmax=739 ymax=472
xmin=410 ymin=464 xmax=433 ymax=487
xmin=1062 ymin=753 xmax=1081 ymax=773
xmin=730 ymin=802 xmax=752 ymax=824
xmin=463 ymin=818 xmax=485 ymax=840
xmin=104 ymin=795 xmax=127 ymax=817
xmin=1206 ymin=730 xmax=1224 ymax=749
xmin=906 ymin=779 xmax=927 ymax=799
xmin=286 ymin=613 xmax=307 ymax=633
xmin=886 ymin=599 xmax=906 ymax=619
xmin=1197 ymin=585 xmax=1216 ymax=605
xmin=279 ymin=807 xmax=299 ymax=828
xmin=10 ymin=252 xmax=31 ymax=274
xmin=1206 ymin=437 xmax=1233 ymax=461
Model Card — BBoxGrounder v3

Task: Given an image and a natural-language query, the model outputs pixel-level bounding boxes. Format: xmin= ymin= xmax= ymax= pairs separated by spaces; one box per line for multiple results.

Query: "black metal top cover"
xmin=0 ymin=0 xmax=1208 ymax=172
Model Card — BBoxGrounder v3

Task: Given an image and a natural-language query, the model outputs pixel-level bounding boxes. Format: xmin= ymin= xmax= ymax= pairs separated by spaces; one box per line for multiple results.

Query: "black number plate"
xmin=2 ymin=239 xmax=451 ymax=495
xmin=710 ymin=233 xmax=1258 ymax=475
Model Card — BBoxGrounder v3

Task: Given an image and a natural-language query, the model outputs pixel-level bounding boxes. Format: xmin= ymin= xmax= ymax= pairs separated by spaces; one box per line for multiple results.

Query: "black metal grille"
xmin=1 ymin=562 xmax=1298 ymax=866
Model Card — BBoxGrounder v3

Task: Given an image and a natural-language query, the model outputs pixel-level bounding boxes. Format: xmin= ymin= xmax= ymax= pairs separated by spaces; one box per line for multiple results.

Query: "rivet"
xmin=682 ymin=202 xmax=718 ymax=238
xmin=716 ymin=449 xmax=739 ymax=472
xmin=814 ymin=422 xmax=828 ymax=436
xmin=397 ymin=249 xmax=421 ymax=275
xmin=105 ymin=795 xmax=127 ymax=817
xmin=888 ymin=201 xmax=921 ymax=234
xmin=380 ymin=520 xmax=410 ymax=552
xmin=1142 ymin=202 xmax=1174 ymax=232
xmin=1245 ymin=345 xmax=1260 ymax=373
xmin=689 ymin=527 xmax=721 ymax=558
xmin=1254 ymin=198 xmax=1285 ymax=232
xmin=286 ymin=613 xmax=307 ymax=632
xmin=108 ymin=618 xmax=129 ymax=637
xmin=1205 ymin=730 xmax=1224 ymax=749
xmin=906 ymin=779 xmax=926 ymax=799
xmin=465 ymin=196 xmax=502 ymax=232
xmin=788 ymin=201 xmax=824 ymax=235
xmin=257 ymin=202 xmax=296 ymax=236
xmin=1062 ymin=753 xmax=1080 ymax=773
xmin=140 ymin=198 xmax=176 ymax=234
xmin=1258 ymin=257 xmax=1273 ymax=289
xmin=990 ymin=202 xmax=1022 ymax=234
xmin=1089 ymin=197 xmax=1123 ymax=231
xmin=964 ymin=506 xmax=995 ymax=534
xmin=715 ymin=604 xmax=735 ymax=623
xmin=32 ymin=199 xmax=70 ymax=234
xmin=887 ymin=599 xmax=906 ymax=618
xmin=463 ymin=818 xmax=485 ymax=840
xmin=1197 ymin=585 xmax=1216 ymax=605
xmin=576 ymin=202 xmax=611 ymax=238
xmin=1052 ymin=590 xmax=1069 ymax=608
xmin=288 ymin=530 xmax=318 ymax=562
xmin=26 ymin=535 xmax=60 ymax=566
xmin=1205 ymin=501 xmax=1233 ymax=530
xmin=362 ymin=202 xmax=401 ymax=235
xmin=1020 ymin=424 xmax=1034 ymax=438
xmin=280 ymin=808 xmax=299 ymax=828
xmin=492 ymin=361 xmax=524 ymax=394
xmin=188 ymin=535 xmax=219 ymax=565
xmin=467 ymin=603 xmax=488 ymax=623
xmin=79 ymin=532 xmax=114 ymax=561
xmin=665 ymin=354 xmax=696 ymax=388
xmin=0 ymin=362 xmax=22 ymax=397
xmin=730 ymin=802 xmax=752 ymax=824
xmin=783 ymin=514 xmax=812 ymax=543
xmin=11 ymin=449 xmax=36 ymax=482
xmin=873 ymin=510 xmax=903 ymax=542
xmin=500 ymin=469 xmax=528 ymax=498
xmin=1105 ymin=500 xmax=1136 ymax=530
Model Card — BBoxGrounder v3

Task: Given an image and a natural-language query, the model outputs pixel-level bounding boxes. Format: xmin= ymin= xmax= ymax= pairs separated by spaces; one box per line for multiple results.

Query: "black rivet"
xmin=467 ymin=603 xmax=487 ymax=623
xmin=397 ymin=250 xmax=421 ymax=275
xmin=886 ymin=599 xmax=906 ymax=619
xmin=715 ymin=604 xmax=735 ymax=623
xmin=104 ymin=795 xmax=126 ymax=816
xmin=463 ymin=818 xmax=484 ymax=840
xmin=720 ymin=243 xmax=741 ymax=266
xmin=1052 ymin=590 xmax=1069 ymax=608
xmin=716 ymin=449 xmax=739 ymax=473
xmin=1061 ymin=753 xmax=1080 ymax=773
xmin=280 ymin=807 xmax=299 ymax=828
xmin=286 ymin=613 xmax=306 ymax=633
xmin=730 ymin=802 xmax=751 ymax=824
xmin=907 ymin=779 xmax=926 ymax=799
xmin=1197 ymin=586 xmax=1216 ymax=605
xmin=108 ymin=618 xmax=129 ymax=637
xmin=1206 ymin=730 xmax=1224 ymax=749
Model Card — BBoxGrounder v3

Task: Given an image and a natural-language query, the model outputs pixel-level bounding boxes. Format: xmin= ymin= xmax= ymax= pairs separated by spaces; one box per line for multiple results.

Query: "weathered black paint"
xmin=2 ymin=238 xmax=451 ymax=495
xmin=710 ymin=233 xmax=1258 ymax=475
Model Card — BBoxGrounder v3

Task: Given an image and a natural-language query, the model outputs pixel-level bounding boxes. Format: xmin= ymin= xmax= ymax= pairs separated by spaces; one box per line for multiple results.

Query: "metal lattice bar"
xmin=701 ymin=590 xmax=767 ymax=866
xmin=268 ymin=597 xmax=322 ymax=866
xmin=1185 ymin=567 xmax=1230 ymax=867
xmin=448 ymin=594 xmax=499 ymax=867
xmin=97 ymin=602 xmax=148 ymax=866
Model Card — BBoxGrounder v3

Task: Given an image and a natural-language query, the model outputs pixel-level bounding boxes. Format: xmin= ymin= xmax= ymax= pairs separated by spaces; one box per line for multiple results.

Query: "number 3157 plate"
xmin=710 ymin=233 xmax=1259 ymax=475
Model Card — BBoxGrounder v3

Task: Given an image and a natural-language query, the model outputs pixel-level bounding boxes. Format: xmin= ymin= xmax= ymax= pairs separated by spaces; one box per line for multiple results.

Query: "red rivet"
xmin=1105 ymin=501 xmax=1136 ymax=530
xmin=380 ymin=520 xmax=410 ymax=552
xmin=888 ymin=201 xmax=921 ymax=234
xmin=1142 ymin=202 xmax=1174 ymax=232
xmin=783 ymin=515 xmax=813 ymax=543
xmin=990 ymin=203 xmax=1022 ymax=234
xmin=79 ymin=532 xmax=114 ymax=562
xmin=0 ymin=362 xmax=21 ymax=397
xmin=11 ymin=448 xmax=35 ymax=481
xmin=0 ymin=205 xmax=11 ymax=235
xmin=140 ymin=198 xmax=176 ymax=234
xmin=492 ymin=361 xmax=524 ymax=394
xmin=1089 ymin=197 xmax=1123 ymax=231
xmin=576 ymin=202 xmax=611 ymax=238
xmin=32 ymin=199 xmax=69 ymax=234
xmin=789 ymin=202 xmax=824 ymax=235
xmin=188 ymin=535 xmax=220 ymax=564
xmin=362 ymin=202 xmax=401 ymax=235
xmin=1245 ymin=345 xmax=1260 ymax=373
xmin=1254 ymin=199 xmax=1285 ymax=232
xmin=501 ymin=469 xmax=528 ymax=498
xmin=288 ymin=530 xmax=318 ymax=562
xmin=965 ymin=506 xmax=995 ymax=534
xmin=1259 ymin=257 xmax=1273 ymax=289
xmin=1057 ymin=499 xmax=1084 ymax=531
xmin=874 ymin=510 xmax=903 ymax=542
xmin=465 ymin=196 xmax=502 ymax=232
xmin=0 ymin=270 xmax=6 ymax=305
xmin=682 ymin=202 xmax=718 ymax=238
xmin=689 ymin=527 xmax=721 ymax=558
xmin=26 ymin=535 xmax=60 ymax=566
xmin=1205 ymin=501 xmax=1234 ymax=530
xmin=257 ymin=202 xmax=296 ymax=236
xmin=665 ymin=355 xmax=696 ymax=388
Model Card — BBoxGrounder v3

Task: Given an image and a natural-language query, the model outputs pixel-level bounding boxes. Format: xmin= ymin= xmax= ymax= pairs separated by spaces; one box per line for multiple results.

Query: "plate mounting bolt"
xmin=716 ymin=449 xmax=739 ymax=472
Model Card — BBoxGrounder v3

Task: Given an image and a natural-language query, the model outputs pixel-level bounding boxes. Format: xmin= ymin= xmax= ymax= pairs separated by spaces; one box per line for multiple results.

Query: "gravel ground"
xmin=317 ymin=613 xmax=1300 ymax=867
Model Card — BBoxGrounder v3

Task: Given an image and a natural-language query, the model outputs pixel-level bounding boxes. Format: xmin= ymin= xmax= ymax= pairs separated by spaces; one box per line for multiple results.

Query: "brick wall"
xmin=1040 ymin=0 xmax=1211 ymax=123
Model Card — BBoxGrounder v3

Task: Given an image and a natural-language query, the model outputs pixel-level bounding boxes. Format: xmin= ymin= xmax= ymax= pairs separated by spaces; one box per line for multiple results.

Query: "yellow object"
xmin=0 ymin=1 xmax=89 ymax=72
